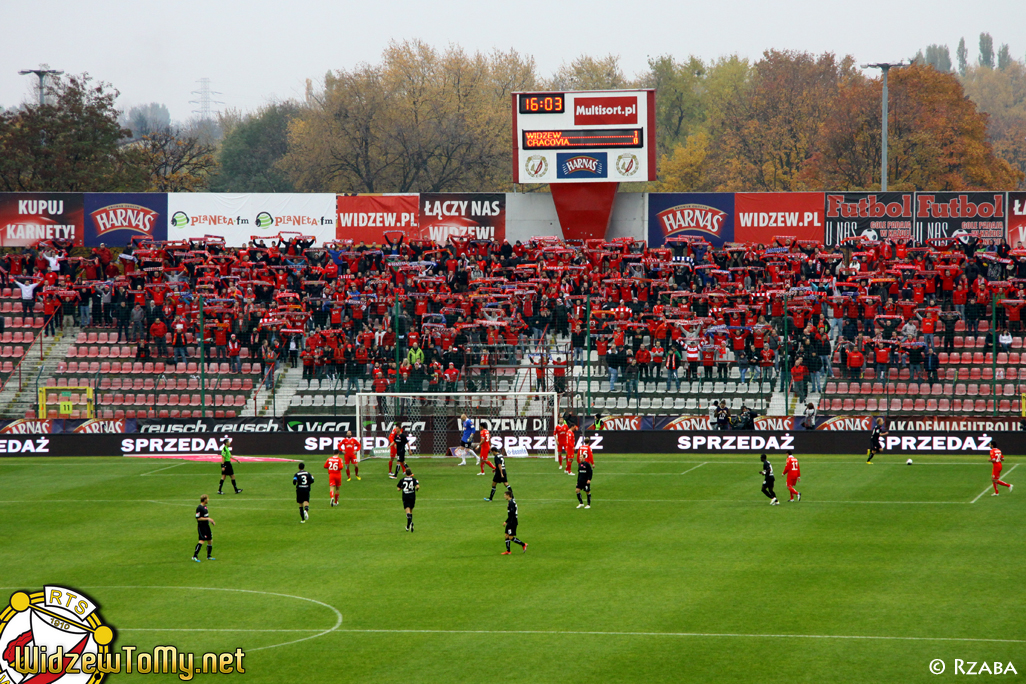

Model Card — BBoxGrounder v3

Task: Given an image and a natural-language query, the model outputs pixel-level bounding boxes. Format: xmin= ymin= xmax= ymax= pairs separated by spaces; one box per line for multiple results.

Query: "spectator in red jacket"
xmin=150 ymin=318 xmax=168 ymax=358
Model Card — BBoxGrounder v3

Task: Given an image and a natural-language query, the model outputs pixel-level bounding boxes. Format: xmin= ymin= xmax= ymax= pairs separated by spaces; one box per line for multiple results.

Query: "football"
xmin=906 ymin=458 xmax=913 ymax=465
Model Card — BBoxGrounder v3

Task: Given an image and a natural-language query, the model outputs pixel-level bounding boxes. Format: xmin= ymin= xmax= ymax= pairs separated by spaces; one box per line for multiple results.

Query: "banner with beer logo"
xmin=83 ymin=193 xmax=167 ymax=246
xmin=0 ymin=193 xmax=84 ymax=247
xmin=648 ymin=192 xmax=735 ymax=247
xmin=167 ymin=193 xmax=337 ymax=246
xmin=913 ymin=192 xmax=1006 ymax=243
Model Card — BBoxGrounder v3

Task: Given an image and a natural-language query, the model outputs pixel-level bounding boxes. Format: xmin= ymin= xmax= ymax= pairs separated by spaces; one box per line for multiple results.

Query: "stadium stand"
xmin=0 ymin=231 xmax=1021 ymax=421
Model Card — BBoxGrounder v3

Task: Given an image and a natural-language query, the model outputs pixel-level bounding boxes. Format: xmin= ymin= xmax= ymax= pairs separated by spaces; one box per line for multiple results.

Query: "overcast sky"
xmin=1 ymin=0 xmax=1022 ymax=122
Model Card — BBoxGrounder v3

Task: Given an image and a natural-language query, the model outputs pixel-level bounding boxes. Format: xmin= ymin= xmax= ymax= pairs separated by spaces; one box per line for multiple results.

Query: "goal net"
xmin=355 ymin=392 xmax=559 ymax=459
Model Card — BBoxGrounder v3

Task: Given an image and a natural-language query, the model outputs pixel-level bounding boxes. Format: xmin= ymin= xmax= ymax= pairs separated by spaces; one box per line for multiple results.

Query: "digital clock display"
xmin=518 ymin=94 xmax=565 ymax=114
xmin=521 ymin=128 xmax=644 ymax=150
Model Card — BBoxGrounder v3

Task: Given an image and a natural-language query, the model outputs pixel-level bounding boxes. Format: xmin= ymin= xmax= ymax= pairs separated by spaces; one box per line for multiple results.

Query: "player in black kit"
xmin=576 ymin=458 xmax=593 ymax=508
xmin=397 ymin=470 xmax=419 ymax=532
xmin=294 ymin=462 xmax=314 ymax=523
xmin=392 ymin=426 xmax=410 ymax=479
xmin=501 ymin=489 xmax=527 ymax=554
xmin=866 ymin=418 xmax=888 ymax=463
xmin=192 ymin=495 xmax=215 ymax=562
xmin=760 ymin=454 xmax=779 ymax=505
xmin=485 ymin=448 xmax=510 ymax=501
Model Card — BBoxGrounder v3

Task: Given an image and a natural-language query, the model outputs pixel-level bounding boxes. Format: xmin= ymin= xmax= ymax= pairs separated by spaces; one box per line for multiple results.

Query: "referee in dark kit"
xmin=294 ymin=462 xmax=314 ymax=522
xmin=760 ymin=454 xmax=779 ymax=505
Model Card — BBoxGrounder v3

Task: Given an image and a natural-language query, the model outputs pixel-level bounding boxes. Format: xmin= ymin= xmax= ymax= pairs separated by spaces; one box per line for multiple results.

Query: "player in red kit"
xmin=783 ymin=451 xmax=801 ymax=502
xmin=324 ymin=451 xmax=343 ymax=507
xmin=989 ymin=441 xmax=1014 ymax=496
xmin=554 ymin=421 xmax=570 ymax=469
xmin=387 ymin=425 xmax=399 ymax=476
xmin=562 ymin=424 xmax=578 ymax=475
xmin=341 ymin=430 xmax=361 ymax=481
xmin=476 ymin=427 xmax=496 ymax=475
xmin=577 ymin=439 xmax=594 ymax=466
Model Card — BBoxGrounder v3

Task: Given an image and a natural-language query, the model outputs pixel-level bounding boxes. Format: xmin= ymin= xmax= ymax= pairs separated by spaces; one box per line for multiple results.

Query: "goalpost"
xmin=355 ymin=392 xmax=559 ymax=459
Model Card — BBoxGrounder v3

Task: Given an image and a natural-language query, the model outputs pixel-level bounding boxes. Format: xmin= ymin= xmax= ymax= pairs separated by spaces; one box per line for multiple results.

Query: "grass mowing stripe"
xmin=332 ymin=628 xmax=1026 ymax=644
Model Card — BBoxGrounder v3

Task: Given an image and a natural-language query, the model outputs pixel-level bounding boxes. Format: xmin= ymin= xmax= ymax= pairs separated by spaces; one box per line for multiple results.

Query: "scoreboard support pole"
xmin=550 ymin=181 xmax=620 ymax=241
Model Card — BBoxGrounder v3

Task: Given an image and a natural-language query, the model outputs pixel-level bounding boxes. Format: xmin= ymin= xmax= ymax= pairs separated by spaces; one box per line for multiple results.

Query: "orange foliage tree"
xmin=804 ymin=64 xmax=1023 ymax=190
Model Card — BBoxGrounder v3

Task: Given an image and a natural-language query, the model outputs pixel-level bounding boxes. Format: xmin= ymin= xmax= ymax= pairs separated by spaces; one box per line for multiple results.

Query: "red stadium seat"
xmin=938 ymin=398 xmax=950 ymax=412
xmin=169 ymin=410 xmax=180 ymax=418
xmin=168 ymin=394 xmax=179 ymax=406
xmin=890 ymin=398 xmax=902 ymax=412
xmin=830 ymin=398 xmax=842 ymax=411
xmin=159 ymin=410 xmax=169 ymax=418
xmin=226 ymin=410 xmax=237 ymax=418
xmin=914 ymin=398 xmax=926 ymax=411
xmin=842 ymin=398 xmax=855 ymax=411
xmin=854 ymin=398 xmax=866 ymax=411
xmin=999 ymin=399 xmax=1011 ymax=412
xmin=866 ymin=397 xmax=878 ymax=411
xmin=902 ymin=398 xmax=914 ymax=411
xmin=974 ymin=399 xmax=986 ymax=412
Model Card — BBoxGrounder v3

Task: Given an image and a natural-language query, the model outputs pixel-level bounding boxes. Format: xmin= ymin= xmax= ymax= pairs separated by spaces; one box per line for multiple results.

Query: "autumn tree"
xmin=210 ymin=102 xmax=298 ymax=192
xmin=546 ymin=54 xmax=626 ymax=91
xmin=705 ymin=50 xmax=856 ymax=191
xmin=957 ymin=38 xmax=969 ymax=76
xmin=638 ymin=55 xmax=706 ymax=157
xmin=136 ymin=126 xmax=218 ymax=192
xmin=282 ymin=41 xmax=535 ymax=192
xmin=979 ymin=33 xmax=995 ymax=68
xmin=961 ymin=60 xmax=1026 ymax=188
xmin=804 ymin=64 xmax=1022 ymax=190
xmin=0 ymin=73 xmax=143 ymax=192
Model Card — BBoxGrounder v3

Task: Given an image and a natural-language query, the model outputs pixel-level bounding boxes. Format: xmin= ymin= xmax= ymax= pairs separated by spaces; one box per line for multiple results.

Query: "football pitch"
xmin=0 ymin=452 xmax=1023 ymax=683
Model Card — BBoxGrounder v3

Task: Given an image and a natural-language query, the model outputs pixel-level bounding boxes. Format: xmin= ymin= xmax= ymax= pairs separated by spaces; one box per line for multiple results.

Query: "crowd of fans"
xmin=0 ymin=231 xmax=1022 ymax=407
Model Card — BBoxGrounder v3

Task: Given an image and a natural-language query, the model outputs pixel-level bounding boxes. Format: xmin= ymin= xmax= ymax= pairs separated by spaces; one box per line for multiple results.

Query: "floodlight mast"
xmin=860 ymin=62 xmax=909 ymax=192
xmin=18 ymin=68 xmax=63 ymax=106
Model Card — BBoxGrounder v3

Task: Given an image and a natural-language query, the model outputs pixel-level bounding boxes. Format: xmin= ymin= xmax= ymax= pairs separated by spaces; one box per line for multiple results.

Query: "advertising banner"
xmin=823 ymin=192 xmax=914 ymax=245
xmin=0 ymin=418 xmax=133 ymax=434
xmin=418 ymin=193 xmax=505 ymax=243
xmin=734 ymin=192 xmax=825 ymax=244
xmin=83 ymin=193 xmax=167 ymax=247
xmin=134 ymin=416 xmax=281 ymax=433
xmin=1005 ymin=191 xmax=1026 ymax=248
xmin=0 ymin=430 xmax=1012 ymax=458
xmin=166 ymin=193 xmax=337 ymax=246
xmin=335 ymin=195 xmax=419 ymax=244
xmin=0 ymin=193 xmax=84 ymax=247
xmin=913 ymin=192 xmax=1006 ymax=243
xmin=648 ymin=192 xmax=735 ymax=248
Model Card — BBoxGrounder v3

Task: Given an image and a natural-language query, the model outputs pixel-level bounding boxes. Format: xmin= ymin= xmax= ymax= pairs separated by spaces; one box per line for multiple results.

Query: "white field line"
xmin=120 ymin=628 xmax=322 ymax=632
xmin=970 ymin=463 xmax=1018 ymax=503
xmin=681 ymin=462 xmax=707 ymax=475
xmin=331 ymin=627 xmax=1026 ymax=644
xmin=139 ymin=462 xmax=186 ymax=476
xmin=83 ymin=585 xmax=342 ymax=652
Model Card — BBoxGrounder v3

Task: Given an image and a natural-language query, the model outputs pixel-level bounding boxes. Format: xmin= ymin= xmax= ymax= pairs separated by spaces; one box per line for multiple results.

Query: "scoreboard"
xmin=513 ymin=89 xmax=656 ymax=184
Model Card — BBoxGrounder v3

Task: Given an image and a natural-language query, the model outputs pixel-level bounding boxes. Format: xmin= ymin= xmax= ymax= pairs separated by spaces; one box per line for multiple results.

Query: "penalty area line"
xmin=139 ymin=462 xmax=187 ymax=476
xmin=334 ymin=627 xmax=1026 ymax=644
xmin=681 ymin=462 xmax=707 ymax=476
xmin=970 ymin=463 xmax=1018 ymax=503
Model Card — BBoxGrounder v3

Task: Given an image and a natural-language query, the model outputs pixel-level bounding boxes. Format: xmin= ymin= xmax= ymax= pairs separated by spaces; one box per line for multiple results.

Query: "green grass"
xmin=0 ymin=453 xmax=1023 ymax=683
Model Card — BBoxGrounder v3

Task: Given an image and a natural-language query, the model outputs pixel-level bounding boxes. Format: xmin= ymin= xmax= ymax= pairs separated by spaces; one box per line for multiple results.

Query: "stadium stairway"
xmin=0 ymin=328 xmax=76 ymax=419
xmin=246 ymin=365 xmax=303 ymax=418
